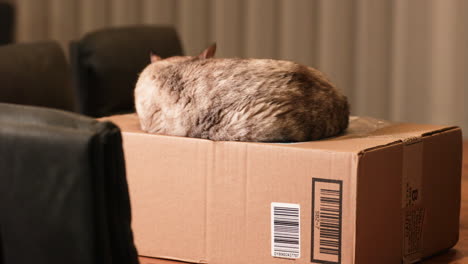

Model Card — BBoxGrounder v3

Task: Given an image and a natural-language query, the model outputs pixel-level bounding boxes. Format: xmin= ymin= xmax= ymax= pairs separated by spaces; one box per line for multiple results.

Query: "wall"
xmin=8 ymin=0 xmax=468 ymax=132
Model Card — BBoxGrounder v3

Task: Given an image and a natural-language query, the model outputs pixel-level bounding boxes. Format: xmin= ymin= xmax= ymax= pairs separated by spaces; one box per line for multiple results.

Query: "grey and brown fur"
xmin=135 ymin=44 xmax=349 ymax=142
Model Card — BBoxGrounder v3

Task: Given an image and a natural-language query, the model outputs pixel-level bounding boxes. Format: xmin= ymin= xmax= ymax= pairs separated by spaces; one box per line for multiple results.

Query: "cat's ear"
xmin=150 ymin=51 xmax=162 ymax=63
xmin=198 ymin=43 xmax=216 ymax=59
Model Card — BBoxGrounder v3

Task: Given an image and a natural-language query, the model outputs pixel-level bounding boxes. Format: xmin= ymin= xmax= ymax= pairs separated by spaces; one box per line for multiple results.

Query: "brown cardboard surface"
xmin=355 ymin=145 xmax=403 ymax=263
xmin=206 ymin=142 xmax=357 ymax=264
xmin=100 ymin=114 xmax=462 ymax=264
xmin=122 ymin=133 xmax=211 ymax=262
xmin=421 ymin=129 xmax=462 ymax=256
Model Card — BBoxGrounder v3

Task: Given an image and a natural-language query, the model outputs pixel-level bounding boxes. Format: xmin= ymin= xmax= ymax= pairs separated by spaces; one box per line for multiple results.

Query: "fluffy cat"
xmin=134 ymin=44 xmax=349 ymax=142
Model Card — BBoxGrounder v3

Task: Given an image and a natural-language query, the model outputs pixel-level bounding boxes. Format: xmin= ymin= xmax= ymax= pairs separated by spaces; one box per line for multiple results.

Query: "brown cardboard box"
xmin=101 ymin=114 xmax=462 ymax=264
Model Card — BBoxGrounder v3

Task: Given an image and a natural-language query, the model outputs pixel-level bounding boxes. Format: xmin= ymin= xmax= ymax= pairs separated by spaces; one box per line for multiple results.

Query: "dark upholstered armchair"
xmin=69 ymin=25 xmax=184 ymax=117
xmin=0 ymin=2 xmax=14 ymax=45
xmin=0 ymin=42 xmax=76 ymax=111
xmin=0 ymin=103 xmax=139 ymax=264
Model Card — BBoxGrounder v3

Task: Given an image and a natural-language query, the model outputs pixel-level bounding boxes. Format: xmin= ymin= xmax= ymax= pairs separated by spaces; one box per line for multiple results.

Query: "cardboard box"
xmin=102 ymin=114 xmax=462 ymax=264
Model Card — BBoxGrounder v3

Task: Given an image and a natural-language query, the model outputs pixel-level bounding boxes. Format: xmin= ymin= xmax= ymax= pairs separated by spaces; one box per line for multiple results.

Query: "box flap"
xmin=101 ymin=114 xmax=456 ymax=154
xmin=118 ymin=129 xmax=211 ymax=263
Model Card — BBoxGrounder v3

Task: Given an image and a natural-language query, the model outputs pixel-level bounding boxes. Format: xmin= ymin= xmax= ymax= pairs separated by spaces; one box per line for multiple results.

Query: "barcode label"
xmin=312 ymin=179 xmax=343 ymax=264
xmin=271 ymin=202 xmax=300 ymax=259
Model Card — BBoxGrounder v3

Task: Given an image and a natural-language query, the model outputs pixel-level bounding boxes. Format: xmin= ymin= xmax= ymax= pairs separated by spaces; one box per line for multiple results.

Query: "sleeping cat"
xmin=134 ymin=43 xmax=349 ymax=142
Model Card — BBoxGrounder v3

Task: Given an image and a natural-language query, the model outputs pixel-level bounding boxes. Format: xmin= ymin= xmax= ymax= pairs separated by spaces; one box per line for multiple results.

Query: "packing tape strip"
xmin=401 ymin=139 xmax=425 ymax=263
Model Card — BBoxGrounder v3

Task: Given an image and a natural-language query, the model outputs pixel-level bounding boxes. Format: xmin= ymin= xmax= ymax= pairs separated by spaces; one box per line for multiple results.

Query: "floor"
xmin=139 ymin=141 xmax=468 ymax=264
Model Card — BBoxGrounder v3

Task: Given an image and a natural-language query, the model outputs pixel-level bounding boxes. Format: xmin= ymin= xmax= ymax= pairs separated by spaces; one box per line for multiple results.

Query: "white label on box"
xmin=312 ymin=178 xmax=342 ymax=264
xmin=271 ymin=202 xmax=300 ymax=259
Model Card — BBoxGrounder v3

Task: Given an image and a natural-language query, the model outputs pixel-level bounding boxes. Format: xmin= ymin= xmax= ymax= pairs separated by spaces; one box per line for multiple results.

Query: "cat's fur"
xmin=135 ymin=44 xmax=349 ymax=142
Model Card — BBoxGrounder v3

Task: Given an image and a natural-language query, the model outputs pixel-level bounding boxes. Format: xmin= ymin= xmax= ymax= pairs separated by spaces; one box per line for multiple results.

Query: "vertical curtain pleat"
xmin=245 ymin=0 xmax=278 ymax=58
xmin=278 ymin=0 xmax=319 ymax=66
xmin=430 ymin=0 xmax=458 ymax=124
xmin=79 ymin=0 xmax=110 ymax=35
xmin=8 ymin=0 xmax=468 ymax=132
xmin=141 ymin=0 xmax=177 ymax=25
xmin=177 ymin=0 xmax=211 ymax=55
xmin=49 ymin=0 xmax=78 ymax=46
xmin=211 ymin=0 xmax=245 ymax=57
xmin=353 ymin=0 xmax=392 ymax=118
xmin=16 ymin=0 xmax=49 ymax=42
xmin=389 ymin=0 xmax=409 ymax=121
xmin=454 ymin=0 xmax=468 ymax=133
xmin=316 ymin=0 xmax=356 ymax=100
xmin=403 ymin=0 xmax=433 ymax=122
xmin=110 ymin=0 xmax=142 ymax=26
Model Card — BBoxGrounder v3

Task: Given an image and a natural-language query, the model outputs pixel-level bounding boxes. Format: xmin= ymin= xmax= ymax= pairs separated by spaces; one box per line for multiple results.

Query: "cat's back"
xmin=146 ymin=57 xmax=326 ymax=93
xmin=178 ymin=57 xmax=306 ymax=81
xmin=168 ymin=57 xmax=327 ymax=100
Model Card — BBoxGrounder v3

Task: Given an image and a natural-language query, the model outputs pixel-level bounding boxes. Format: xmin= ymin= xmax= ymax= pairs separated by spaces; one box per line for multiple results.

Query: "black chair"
xmin=0 ymin=103 xmax=139 ymax=264
xmin=0 ymin=42 xmax=76 ymax=111
xmin=0 ymin=3 xmax=14 ymax=45
xmin=70 ymin=25 xmax=184 ymax=117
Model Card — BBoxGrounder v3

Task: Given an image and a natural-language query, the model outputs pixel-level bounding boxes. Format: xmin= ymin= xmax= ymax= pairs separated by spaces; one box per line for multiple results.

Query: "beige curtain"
xmin=10 ymin=0 xmax=468 ymax=133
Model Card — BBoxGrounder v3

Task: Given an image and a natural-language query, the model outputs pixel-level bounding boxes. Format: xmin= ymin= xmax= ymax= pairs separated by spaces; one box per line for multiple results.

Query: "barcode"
xmin=271 ymin=202 xmax=300 ymax=259
xmin=312 ymin=179 xmax=342 ymax=264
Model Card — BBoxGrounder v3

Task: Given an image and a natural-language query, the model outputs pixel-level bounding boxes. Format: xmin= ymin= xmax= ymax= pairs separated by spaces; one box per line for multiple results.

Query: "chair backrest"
xmin=0 ymin=103 xmax=139 ymax=264
xmin=70 ymin=25 xmax=184 ymax=117
xmin=0 ymin=3 xmax=14 ymax=45
xmin=0 ymin=42 xmax=76 ymax=111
